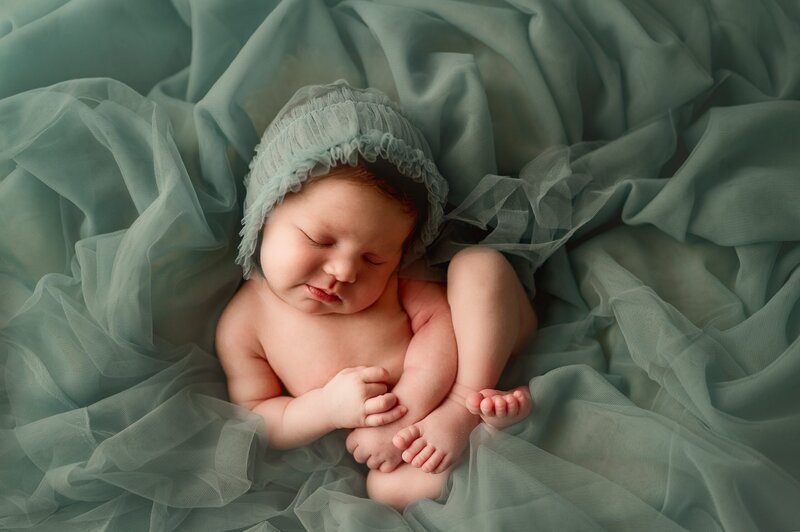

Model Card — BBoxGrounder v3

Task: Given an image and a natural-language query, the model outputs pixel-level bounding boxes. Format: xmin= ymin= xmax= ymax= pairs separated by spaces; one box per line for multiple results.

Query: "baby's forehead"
xmin=279 ymin=186 xmax=413 ymax=245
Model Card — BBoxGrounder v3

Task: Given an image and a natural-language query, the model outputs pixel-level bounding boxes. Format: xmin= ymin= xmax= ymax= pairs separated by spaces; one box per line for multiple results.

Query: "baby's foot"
xmin=465 ymin=386 xmax=532 ymax=430
xmin=392 ymin=397 xmax=480 ymax=474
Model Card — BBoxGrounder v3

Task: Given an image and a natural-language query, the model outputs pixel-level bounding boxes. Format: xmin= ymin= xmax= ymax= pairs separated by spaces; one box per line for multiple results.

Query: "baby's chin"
xmin=295 ymin=301 xmax=368 ymax=316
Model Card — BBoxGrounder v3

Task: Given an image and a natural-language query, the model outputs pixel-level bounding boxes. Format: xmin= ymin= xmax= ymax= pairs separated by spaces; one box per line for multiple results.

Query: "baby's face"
xmin=257 ymin=172 xmax=416 ymax=315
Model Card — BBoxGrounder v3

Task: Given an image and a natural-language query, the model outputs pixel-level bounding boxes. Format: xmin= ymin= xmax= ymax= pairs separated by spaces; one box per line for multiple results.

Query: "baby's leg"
xmin=366 ymin=464 xmax=447 ymax=511
xmin=394 ymin=247 xmax=537 ymax=470
xmin=447 ymin=247 xmax=538 ymax=390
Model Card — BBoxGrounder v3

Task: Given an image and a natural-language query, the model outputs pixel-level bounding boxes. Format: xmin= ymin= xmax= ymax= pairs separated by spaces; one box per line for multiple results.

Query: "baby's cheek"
xmin=292 ymin=246 xmax=319 ymax=271
xmin=367 ymin=273 xmax=394 ymax=301
xmin=276 ymin=248 xmax=318 ymax=283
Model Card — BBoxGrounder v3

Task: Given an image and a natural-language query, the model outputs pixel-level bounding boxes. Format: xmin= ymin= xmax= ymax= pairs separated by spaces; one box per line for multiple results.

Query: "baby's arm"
xmin=216 ymin=307 xmax=406 ymax=449
xmin=347 ymin=279 xmax=457 ymax=470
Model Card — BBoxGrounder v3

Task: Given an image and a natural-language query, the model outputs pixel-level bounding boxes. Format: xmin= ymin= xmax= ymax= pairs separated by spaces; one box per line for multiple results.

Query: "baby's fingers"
xmin=364 ymin=403 xmax=407 ymax=427
xmin=364 ymin=393 xmax=398 ymax=415
xmin=359 ymin=366 xmax=390 ymax=383
xmin=364 ymin=382 xmax=389 ymax=398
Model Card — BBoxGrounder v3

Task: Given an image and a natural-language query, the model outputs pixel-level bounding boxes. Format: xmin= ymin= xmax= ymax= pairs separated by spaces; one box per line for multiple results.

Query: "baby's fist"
xmin=323 ymin=366 xmax=407 ymax=429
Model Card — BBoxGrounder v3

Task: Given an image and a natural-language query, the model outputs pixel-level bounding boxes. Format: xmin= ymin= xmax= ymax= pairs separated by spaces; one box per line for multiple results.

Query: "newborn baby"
xmin=216 ymin=81 xmax=537 ymax=510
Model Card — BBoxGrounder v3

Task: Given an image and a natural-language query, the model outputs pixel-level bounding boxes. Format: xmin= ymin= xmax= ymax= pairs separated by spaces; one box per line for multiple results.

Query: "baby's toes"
xmin=401 ymin=437 xmax=428 ymax=464
xmin=379 ymin=456 xmax=401 ymax=473
xmin=480 ymin=396 xmax=497 ymax=416
xmin=410 ymin=444 xmax=436 ymax=469
xmin=434 ymin=452 xmax=454 ymax=474
xmin=392 ymin=424 xmax=420 ymax=450
xmin=378 ymin=462 xmax=394 ymax=473
xmin=421 ymin=449 xmax=445 ymax=473
xmin=505 ymin=394 xmax=520 ymax=417
xmin=465 ymin=391 xmax=484 ymax=415
xmin=493 ymin=395 xmax=508 ymax=417
xmin=514 ymin=387 xmax=533 ymax=410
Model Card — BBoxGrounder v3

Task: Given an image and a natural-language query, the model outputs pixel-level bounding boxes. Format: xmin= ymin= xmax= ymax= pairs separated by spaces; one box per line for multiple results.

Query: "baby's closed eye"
xmin=299 ymin=228 xmax=387 ymax=266
xmin=300 ymin=229 xmax=332 ymax=247
xmin=364 ymin=254 xmax=386 ymax=266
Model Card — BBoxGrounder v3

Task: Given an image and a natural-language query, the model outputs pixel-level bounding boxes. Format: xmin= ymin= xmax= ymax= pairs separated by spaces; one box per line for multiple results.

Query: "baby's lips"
xmin=306 ymin=284 xmax=342 ymax=302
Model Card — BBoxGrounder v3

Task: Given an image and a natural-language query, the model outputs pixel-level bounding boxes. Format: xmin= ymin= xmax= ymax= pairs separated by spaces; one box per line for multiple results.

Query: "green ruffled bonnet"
xmin=236 ymin=80 xmax=449 ymax=279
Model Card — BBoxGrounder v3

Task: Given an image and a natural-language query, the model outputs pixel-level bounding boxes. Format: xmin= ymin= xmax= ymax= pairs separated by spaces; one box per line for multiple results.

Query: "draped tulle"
xmin=2 ymin=0 xmax=800 ymax=530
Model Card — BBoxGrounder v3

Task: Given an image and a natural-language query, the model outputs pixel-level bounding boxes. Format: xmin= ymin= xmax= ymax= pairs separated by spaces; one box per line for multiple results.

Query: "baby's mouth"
xmin=306 ymin=284 xmax=342 ymax=303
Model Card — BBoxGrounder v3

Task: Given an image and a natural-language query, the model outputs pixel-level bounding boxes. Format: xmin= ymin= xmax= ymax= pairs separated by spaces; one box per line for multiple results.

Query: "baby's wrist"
xmin=316 ymin=386 xmax=342 ymax=430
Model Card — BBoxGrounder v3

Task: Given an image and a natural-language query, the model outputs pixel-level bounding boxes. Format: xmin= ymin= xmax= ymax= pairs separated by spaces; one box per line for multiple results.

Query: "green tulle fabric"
xmin=2 ymin=0 xmax=800 ymax=530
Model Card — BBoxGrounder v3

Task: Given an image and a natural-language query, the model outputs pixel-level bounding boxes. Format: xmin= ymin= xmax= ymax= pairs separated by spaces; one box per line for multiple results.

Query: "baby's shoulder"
xmin=215 ymin=281 xmax=264 ymax=358
xmin=398 ymin=277 xmax=445 ymax=298
xmin=397 ymin=277 xmax=449 ymax=324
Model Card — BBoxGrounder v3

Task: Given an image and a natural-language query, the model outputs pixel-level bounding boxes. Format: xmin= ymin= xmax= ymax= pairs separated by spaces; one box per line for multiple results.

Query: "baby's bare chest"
xmin=260 ymin=306 xmax=412 ymax=397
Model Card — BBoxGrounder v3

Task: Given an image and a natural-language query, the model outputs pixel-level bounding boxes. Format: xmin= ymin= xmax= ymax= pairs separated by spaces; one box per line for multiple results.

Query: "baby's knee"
xmin=448 ymin=246 xmax=510 ymax=281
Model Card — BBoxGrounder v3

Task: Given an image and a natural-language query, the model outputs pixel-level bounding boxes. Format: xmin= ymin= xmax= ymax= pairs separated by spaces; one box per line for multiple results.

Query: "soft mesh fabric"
xmin=2 ymin=1 xmax=800 ymax=531
xmin=237 ymin=80 xmax=448 ymax=279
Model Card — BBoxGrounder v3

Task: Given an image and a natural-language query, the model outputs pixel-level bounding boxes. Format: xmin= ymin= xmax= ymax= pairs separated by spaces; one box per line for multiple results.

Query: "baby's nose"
xmin=324 ymin=257 xmax=357 ymax=284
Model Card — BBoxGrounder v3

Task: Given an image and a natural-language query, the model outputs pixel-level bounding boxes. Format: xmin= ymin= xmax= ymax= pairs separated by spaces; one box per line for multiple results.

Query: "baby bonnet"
xmin=236 ymin=79 xmax=449 ymax=279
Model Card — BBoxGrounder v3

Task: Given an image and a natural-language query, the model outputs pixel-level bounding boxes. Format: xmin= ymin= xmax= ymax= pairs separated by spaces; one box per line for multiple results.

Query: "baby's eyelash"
xmin=364 ymin=256 xmax=386 ymax=266
xmin=301 ymin=230 xmax=329 ymax=246
xmin=300 ymin=228 xmax=385 ymax=264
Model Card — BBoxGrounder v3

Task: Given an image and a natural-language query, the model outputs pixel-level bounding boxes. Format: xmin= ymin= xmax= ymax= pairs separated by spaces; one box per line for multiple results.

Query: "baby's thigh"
xmin=366 ymin=464 xmax=448 ymax=510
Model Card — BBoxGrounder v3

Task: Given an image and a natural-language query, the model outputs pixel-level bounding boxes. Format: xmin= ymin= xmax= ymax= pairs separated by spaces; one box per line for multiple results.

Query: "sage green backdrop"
xmin=2 ymin=0 xmax=800 ymax=530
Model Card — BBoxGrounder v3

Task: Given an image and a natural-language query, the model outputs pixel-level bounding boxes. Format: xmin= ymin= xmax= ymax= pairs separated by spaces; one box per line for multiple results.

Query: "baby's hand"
xmin=323 ymin=366 xmax=407 ymax=429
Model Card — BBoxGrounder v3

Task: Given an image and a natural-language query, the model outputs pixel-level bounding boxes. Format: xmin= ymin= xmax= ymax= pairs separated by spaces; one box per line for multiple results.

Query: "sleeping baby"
xmin=215 ymin=81 xmax=537 ymax=510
